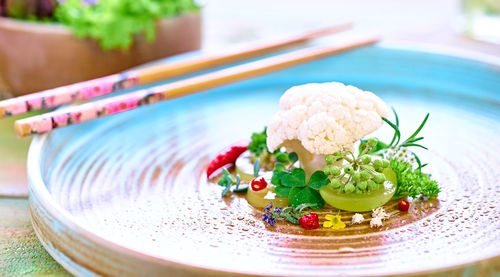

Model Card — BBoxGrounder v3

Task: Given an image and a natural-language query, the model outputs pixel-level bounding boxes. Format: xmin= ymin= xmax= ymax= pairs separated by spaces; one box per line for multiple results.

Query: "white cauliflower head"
xmin=267 ymin=82 xmax=389 ymax=176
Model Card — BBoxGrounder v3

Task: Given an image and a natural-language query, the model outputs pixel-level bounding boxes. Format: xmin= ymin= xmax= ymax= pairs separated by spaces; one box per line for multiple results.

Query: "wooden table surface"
xmin=0 ymin=0 xmax=499 ymax=275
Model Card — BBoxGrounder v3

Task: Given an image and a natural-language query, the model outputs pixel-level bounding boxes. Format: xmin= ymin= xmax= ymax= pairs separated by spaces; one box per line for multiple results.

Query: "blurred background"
xmin=0 ymin=0 xmax=499 ymax=275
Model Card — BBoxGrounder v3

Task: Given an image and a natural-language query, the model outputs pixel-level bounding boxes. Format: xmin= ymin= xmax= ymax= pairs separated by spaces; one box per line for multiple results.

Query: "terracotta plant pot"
xmin=0 ymin=12 xmax=201 ymax=97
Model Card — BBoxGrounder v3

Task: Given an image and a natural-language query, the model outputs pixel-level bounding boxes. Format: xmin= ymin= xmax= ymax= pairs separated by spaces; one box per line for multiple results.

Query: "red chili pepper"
xmin=299 ymin=213 xmax=319 ymax=230
xmin=250 ymin=177 xmax=267 ymax=191
xmin=206 ymin=141 xmax=249 ymax=178
xmin=398 ymin=199 xmax=410 ymax=211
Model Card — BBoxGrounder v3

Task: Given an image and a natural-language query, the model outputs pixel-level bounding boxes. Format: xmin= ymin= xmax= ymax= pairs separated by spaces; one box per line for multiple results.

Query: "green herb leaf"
xmin=280 ymin=168 xmax=306 ymax=187
xmin=308 ymin=170 xmax=329 ymax=190
xmin=288 ymin=187 xmax=324 ymax=209
xmin=275 ymin=152 xmax=290 ymax=163
xmin=382 ymin=117 xmax=401 ymax=147
xmin=288 ymin=152 xmax=299 ymax=163
xmin=253 ymin=158 xmax=261 ymax=177
xmin=281 ymin=213 xmax=299 ymax=225
xmin=271 ymin=163 xmax=287 ymax=186
xmin=275 ymin=186 xmax=292 ymax=197
xmin=221 ymin=183 xmax=231 ymax=197
xmin=248 ymin=128 xmax=268 ymax=157
xmin=232 ymin=183 xmax=249 ymax=193
xmin=390 ymin=158 xmax=440 ymax=199
xmin=407 ymin=113 xmax=429 ymax=141
xmin=217 ymin=168 xmax=233 ymax=187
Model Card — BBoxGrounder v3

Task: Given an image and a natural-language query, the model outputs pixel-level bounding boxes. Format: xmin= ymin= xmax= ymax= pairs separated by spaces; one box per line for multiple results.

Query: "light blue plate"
xmin=28 ymin=45 xmax=500 ymax=276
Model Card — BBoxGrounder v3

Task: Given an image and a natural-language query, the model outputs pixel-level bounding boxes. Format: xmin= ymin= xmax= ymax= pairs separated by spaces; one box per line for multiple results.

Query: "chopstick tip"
xmin=14 ymin=120 xmax=31 ymax=137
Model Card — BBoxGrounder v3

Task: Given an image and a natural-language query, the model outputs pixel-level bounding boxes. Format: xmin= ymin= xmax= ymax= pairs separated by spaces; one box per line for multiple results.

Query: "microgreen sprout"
xmin=218 ymin=169 xmax=245 ymax=196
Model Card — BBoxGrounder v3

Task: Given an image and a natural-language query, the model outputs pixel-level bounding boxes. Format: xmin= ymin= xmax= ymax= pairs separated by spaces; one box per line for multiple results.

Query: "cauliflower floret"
xmin=267 ymin=82 xmax=389 ymax=176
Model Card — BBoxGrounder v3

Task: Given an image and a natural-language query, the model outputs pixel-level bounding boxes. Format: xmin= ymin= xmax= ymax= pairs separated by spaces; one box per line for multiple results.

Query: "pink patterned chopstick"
xmin=0 ymin=24 xmax=352 ymax=119
xmin=14 ymin=38 xmax=379 ymax=137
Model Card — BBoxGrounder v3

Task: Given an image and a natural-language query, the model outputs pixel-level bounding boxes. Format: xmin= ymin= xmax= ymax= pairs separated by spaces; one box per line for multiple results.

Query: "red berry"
xmin=251 ymin=177 xmax=268 ymax=191
xmin=398 ymin=199 xmax=410 ymax=211
xmin=298 ymin=213 xmax=319 ymax=230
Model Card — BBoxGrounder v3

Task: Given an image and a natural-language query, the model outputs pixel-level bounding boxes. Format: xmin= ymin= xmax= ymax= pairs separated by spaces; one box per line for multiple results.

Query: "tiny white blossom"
xmin=382 ymin=147 xmax=418 ymax=169
xmin=370 ymin=217 xmax=384 ymax=228
xmin=263 ymin=191 xmax=276 ymax=200
xmin=351 ymin=213 xmax=364 ymax=224
xmin=372 ymin=207 xmax=390 ymax=220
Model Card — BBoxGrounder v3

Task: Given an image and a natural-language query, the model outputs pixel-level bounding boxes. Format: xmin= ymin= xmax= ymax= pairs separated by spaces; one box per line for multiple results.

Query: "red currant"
xmin=299 ymin=213 xmax=319 ymax=230
xmin=398 ymin=199 xmax=410 ymax=211
xmin=250 ymin=176 xmax=267 ymax=191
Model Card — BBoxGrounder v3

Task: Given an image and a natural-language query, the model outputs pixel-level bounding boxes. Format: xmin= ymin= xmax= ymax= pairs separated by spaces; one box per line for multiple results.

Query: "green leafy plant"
xmin=217 ymin=168 xmax=246 ymax=196
xmin=248 ymin=127 xmax=297 ymax=171
xmin=390 ymin=158 xmax=440 ymax=198
xmin=357 ymin=109 xmax=439 ymax=199
xmin=54 ymin=0 xmax=199 ymax=50
xmin=360 ymin=108 xmax=430 ymax=168
xmin=248 ymin=128 xmax=268 ymax=157
xmin=272 ymin=167 xmax=328 ymax=209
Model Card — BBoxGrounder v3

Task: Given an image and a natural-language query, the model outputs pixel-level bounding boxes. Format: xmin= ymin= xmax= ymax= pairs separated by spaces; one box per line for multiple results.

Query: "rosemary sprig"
xmin=362 ymin=108 xmax=430 ymax=169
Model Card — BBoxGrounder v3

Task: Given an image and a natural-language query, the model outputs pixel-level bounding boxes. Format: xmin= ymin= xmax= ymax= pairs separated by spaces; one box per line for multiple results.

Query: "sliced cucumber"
xmin=246 ymin=186 xmax=289 ymax=208
xmin=319 ymin=168 xmax=397 ymax=212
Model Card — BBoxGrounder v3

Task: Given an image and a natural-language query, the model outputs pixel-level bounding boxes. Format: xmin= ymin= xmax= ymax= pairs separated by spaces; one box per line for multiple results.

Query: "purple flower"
xmin=264 ymin=202 xmax=273 ymax=212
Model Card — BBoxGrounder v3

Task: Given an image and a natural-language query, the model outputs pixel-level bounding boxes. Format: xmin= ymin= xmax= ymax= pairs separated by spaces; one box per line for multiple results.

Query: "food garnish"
xmin=398 ymin=199 xmax=410 ymax=211
xmin=370 ymin=217 xmax=384 ymax=228
xmin=262 ymin=203 xmax=316 ymax=227
xmin=323 ymin=214 xmax=346 ymax=229
xmin=250 ymin=176 xmax=268 ymax=191
xmin=351 ymin=213 xmax=364 ymax=225
xmin=217 ymin=169 xmax=244 ymax=197
xmin=207 ymin=142 xmax=248 ymax=178
xmin=299 ymin=213 xmax=320 ymax=230
xmin=372 ymin=207 xmax=390 ymax=220
xmin=208 ymin=82 xmax=440 ymax=231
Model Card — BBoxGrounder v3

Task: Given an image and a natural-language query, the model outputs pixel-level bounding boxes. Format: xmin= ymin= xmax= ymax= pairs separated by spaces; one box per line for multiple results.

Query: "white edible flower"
xmin=382 ymin=147 xmax=418 ymax=168
xmin=263 ymin=191 xmax=276 ymax=200
xmin=351 ymin=213 xmax=364 ymax=225
xmin=370 ymin=217 xmax=384 ymax=228
xmin=372 ymin=207 xmax=390 ymax=220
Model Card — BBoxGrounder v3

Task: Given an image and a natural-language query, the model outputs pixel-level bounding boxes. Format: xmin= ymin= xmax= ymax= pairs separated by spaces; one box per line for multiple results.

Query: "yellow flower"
xmin=323 ymin=214 xmax=346 ymax=229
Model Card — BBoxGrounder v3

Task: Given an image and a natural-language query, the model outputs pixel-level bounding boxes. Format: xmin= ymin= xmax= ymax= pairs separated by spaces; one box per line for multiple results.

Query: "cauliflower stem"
xmin=281 ymin=139 xmax=328 ymax=179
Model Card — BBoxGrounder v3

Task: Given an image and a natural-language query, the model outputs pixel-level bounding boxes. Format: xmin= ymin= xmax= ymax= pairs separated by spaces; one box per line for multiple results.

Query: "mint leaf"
xmin=271 ymin=163 xmax=287 ymax=186
xmin=308 ymin=170 xmax=329 ymax=190
xmin=280 ymin=168 xmax=306 ymax=187
xmin=275 ymin=186 xmax=291 ymax=198
xmin=288 ymin=187 xmax=324 ymax=210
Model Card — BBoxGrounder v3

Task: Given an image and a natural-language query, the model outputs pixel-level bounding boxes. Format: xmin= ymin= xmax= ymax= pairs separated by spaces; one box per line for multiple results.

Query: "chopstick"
xmin=0 ymin=24 xmax=352 ymax=119
xmin=14 ymin=38 xmax=378 ymax=137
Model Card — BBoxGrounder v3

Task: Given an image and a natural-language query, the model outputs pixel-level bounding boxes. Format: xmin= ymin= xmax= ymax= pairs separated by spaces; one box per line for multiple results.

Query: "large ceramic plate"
xmin=28 ymin=44 xmax=500 ymax=276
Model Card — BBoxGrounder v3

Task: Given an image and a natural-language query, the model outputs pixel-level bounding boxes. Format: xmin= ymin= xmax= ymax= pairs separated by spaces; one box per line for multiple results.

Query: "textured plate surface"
xmin=28 ymin=45 xmax=500 ymax=276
